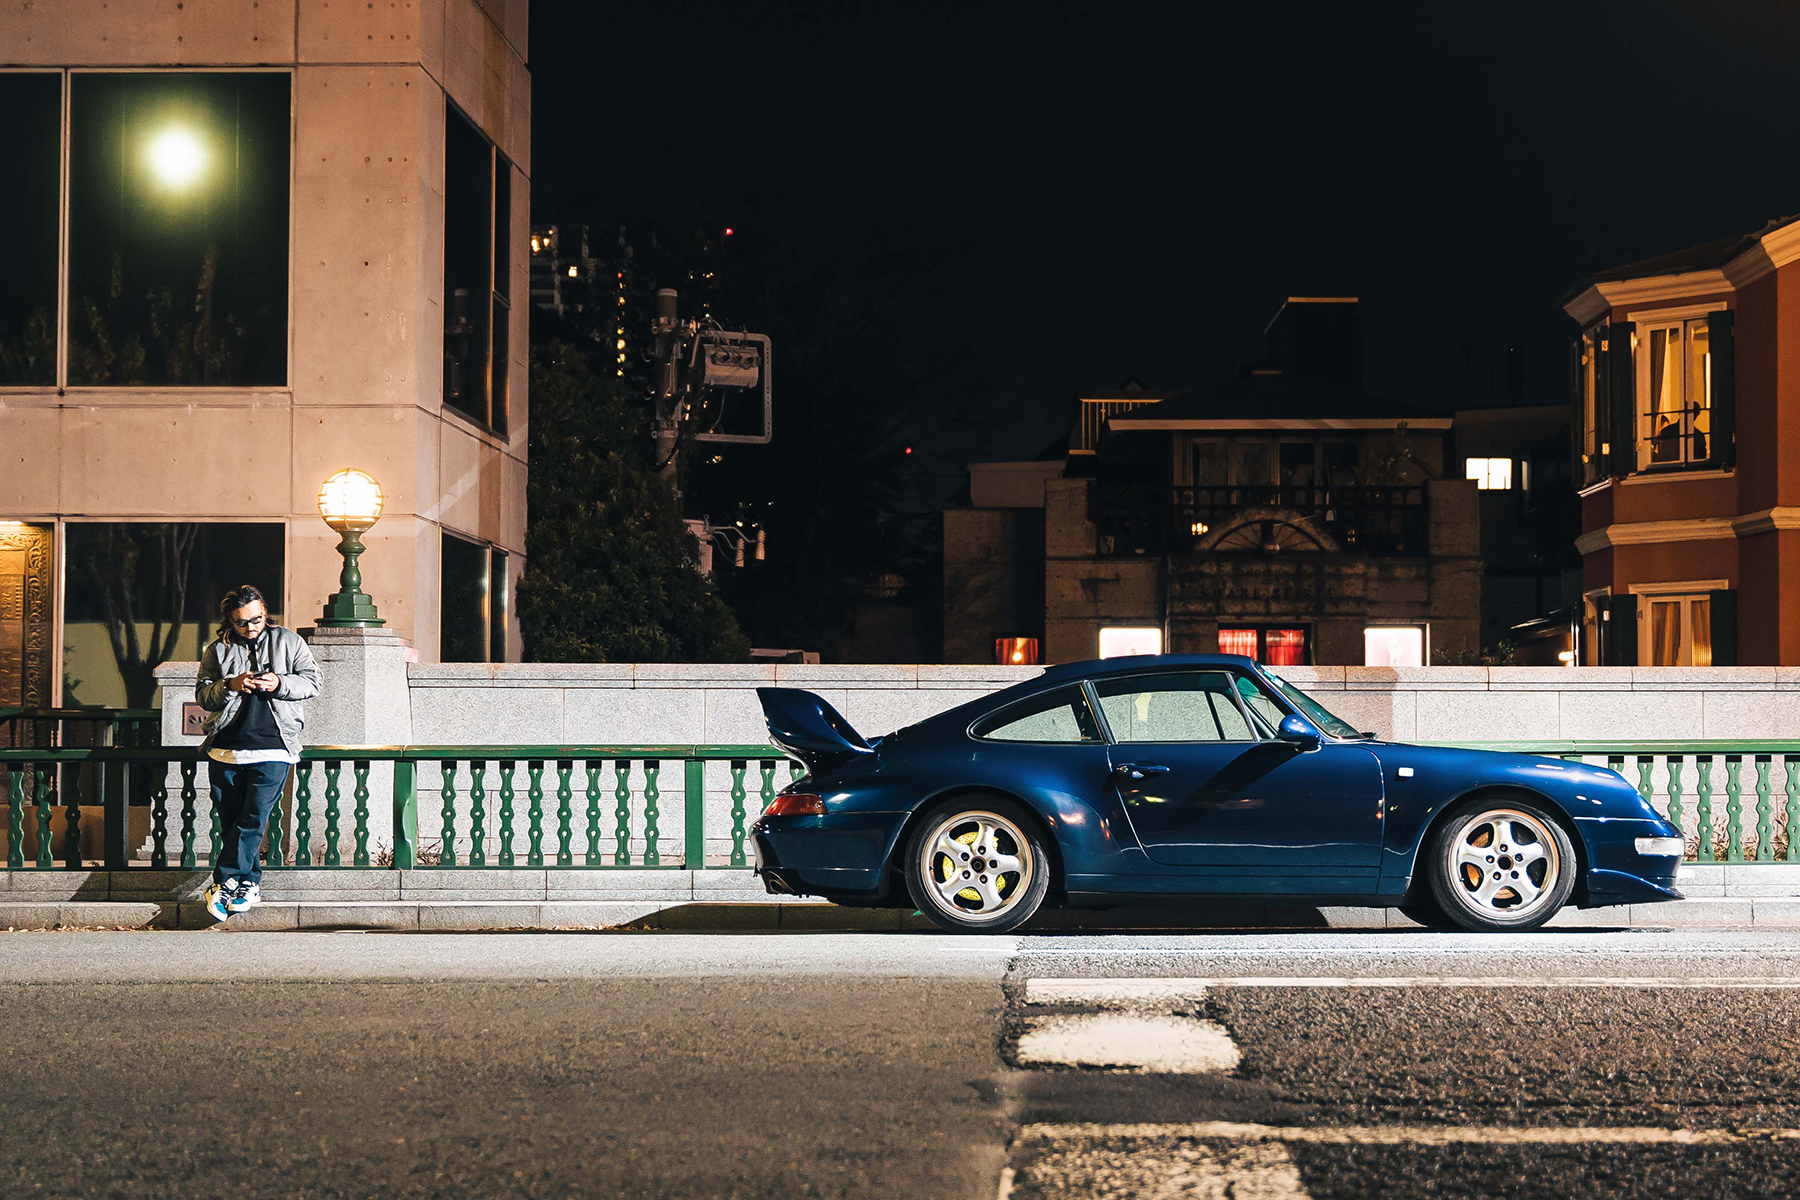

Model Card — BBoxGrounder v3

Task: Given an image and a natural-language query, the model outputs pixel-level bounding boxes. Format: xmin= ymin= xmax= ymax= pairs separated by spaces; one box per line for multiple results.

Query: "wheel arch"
xmin=885 ymin=785 xmax=1068 ymax=906
xmin=1405 ymin=785 xmax=1591 ymax=905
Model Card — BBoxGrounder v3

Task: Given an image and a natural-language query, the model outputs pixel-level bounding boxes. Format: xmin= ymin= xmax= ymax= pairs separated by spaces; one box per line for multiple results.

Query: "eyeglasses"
xmin=230 ymin=614 xmax=267 ymax=629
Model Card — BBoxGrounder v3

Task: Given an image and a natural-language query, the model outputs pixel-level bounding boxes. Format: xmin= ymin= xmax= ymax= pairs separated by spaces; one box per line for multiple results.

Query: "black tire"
xmin=1397 ymin=899 xmax=1458 ymax=931
xmin=904 ymin=796 xmax=1053 ymax=934
xmin=1425 ymin=796 xmax=1577 ymax=932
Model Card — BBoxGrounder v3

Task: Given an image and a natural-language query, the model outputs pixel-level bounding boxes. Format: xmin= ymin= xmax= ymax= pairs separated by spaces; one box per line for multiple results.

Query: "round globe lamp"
xmin=317 ymin=468 xmax=386 ymax=627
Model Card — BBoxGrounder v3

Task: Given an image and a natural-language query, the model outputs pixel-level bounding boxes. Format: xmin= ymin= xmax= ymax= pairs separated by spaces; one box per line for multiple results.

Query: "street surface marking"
xmin=1020 ymin=1121 xmax=1800 ymax=1145
xmin=1025 ymin=978 xmax=1210 ymax=1006
xmin=1016 ymin=1014 xmax=1240 ymax=1072
xmin=1025 ymin=975 xmax=1800 ymax=989
xmin=1019 ymin=1138 xmax=1310 ymax=1199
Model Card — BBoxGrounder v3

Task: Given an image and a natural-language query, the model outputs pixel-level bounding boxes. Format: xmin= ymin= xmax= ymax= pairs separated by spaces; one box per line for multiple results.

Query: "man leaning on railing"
xmin=193 ymin=585 xmax=321 ymax=922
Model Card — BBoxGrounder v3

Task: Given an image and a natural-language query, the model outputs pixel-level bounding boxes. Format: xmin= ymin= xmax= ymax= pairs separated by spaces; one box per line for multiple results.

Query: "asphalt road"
xmin=6 ymin=930 xmax=1800 ymax=1199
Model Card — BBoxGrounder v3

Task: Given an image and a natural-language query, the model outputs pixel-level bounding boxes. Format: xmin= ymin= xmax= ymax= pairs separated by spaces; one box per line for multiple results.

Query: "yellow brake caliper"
xmin=940 ymin=829 xmax=1007 ymax=903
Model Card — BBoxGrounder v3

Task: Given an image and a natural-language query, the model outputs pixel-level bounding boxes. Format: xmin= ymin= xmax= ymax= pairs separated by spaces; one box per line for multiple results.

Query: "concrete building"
xmin=0 ymin=0 xmax=530 ymax=709
xmin=1562 ymin=213 xmax=1800 ymax=665
xmin=944 ymin=301 xmax=1484 ymax=667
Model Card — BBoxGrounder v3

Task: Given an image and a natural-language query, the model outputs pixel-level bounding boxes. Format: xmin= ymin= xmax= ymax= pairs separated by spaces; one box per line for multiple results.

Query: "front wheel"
xmin=905 ymin=798 xmax=1052 ymax=934
xmin=1426 ymin=799 xmax=1577 ymax=932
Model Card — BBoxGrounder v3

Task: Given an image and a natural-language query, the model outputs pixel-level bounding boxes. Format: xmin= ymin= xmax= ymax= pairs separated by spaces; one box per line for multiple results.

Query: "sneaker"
xmin=226 ymin=882 xmax=261 ymax=913
xmin=203 ymin=880 xmax=236 ymax=922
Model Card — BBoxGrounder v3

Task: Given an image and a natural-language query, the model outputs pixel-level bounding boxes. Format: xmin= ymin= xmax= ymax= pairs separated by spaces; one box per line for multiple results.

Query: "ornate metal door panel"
xmin=0 ymin=523 xmax=53 ymax=707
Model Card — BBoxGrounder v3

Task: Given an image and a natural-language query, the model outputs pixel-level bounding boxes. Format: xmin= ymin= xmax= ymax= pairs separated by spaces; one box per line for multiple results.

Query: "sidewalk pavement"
xmin=1 ymin=866 xmax=1794 ymax=932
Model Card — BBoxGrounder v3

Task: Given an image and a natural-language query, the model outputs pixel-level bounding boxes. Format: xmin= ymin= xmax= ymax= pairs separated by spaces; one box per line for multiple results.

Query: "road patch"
xmin=1016 ymin=1013 xmax=1241 ymax=1072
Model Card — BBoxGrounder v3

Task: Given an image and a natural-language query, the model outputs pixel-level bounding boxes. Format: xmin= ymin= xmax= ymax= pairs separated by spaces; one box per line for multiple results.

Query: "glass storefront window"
xmin=66 ymin=73 xmax=291 ymax=387
xmin=1219 ymin=626 xmax=1308 ymax=665
xmin=1363 ymin=626 xmax=1424 ymax=667
xmin=61 ymin=522 xmax=284 ymax=707
xmin=1098 ymin=627 xmax=1162 ymax=658
xmin=0 ymin=75 xmax=61 ymax=386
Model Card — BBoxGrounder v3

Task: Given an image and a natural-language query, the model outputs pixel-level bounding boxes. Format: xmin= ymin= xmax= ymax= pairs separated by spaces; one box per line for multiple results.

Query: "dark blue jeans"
xmin=208 ymin=759 xmax=292 ymax=886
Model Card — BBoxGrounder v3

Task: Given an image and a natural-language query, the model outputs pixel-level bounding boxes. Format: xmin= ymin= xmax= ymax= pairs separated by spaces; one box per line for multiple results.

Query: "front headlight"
xmin=1634 ymin=836 xmax=1684 ymax=857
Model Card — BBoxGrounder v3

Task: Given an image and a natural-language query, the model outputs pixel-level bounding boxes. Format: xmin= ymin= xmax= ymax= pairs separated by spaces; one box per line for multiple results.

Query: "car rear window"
xmin=971 ymin=686 xmax=1103 ymax=743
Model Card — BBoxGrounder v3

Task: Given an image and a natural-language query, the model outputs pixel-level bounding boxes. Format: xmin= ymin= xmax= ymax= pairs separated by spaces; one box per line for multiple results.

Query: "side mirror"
xmin=1277 ymin=713 xmax=1322 ymax=752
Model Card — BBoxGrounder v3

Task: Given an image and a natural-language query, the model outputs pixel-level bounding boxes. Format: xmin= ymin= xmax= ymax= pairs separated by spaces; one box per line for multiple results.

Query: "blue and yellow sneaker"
xmin=203 ymin=880 xmax=236 ymax=922
xmin=226 ymin=882 xmax=261 ymax=914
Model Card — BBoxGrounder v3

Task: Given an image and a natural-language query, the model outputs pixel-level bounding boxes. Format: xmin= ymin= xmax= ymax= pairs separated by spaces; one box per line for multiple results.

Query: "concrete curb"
xmin=0 ymin=897 xmax=1790 ymax=933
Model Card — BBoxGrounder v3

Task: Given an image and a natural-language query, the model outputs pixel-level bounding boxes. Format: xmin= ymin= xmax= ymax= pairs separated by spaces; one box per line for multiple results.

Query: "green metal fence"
xmin=0 ymin=745 xmax=799 ymax=872
xmin=3 ymin=739 xmax=1797 ymax=870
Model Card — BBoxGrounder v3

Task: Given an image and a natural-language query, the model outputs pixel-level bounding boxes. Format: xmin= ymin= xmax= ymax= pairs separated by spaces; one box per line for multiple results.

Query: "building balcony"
xmin=1095 ymin=484 xmax=1429 ymax=557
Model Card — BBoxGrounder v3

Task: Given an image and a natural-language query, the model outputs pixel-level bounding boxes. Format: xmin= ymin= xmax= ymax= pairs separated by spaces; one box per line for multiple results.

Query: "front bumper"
xmin=1575 ymin=816 xmax=1685 ymax=907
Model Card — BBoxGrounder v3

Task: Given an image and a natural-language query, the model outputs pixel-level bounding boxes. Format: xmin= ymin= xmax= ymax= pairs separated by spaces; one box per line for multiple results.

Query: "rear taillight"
xmin=766 ymin=792 xmax=825 ymax=816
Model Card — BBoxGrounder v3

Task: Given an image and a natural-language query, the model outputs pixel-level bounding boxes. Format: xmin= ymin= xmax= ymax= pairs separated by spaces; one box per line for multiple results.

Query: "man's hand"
xmin=227 ymin=672 xmax=258 ymax=694
xmin=251 ymin=672 xmax=280 ymax=693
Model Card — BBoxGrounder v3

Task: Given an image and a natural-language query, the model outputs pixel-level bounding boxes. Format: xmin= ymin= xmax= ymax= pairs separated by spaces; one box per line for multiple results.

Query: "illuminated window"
xmin=1364 ymin=626 xmax=1425 ymax=667
xmin=1098 ymin=627 xmax=1162 ymax=658
xmin=994 ymin=636 xmax=1041 ymax=666
xmin=1219 ymin=627 xmax=1307 ymax=665
xmin=66 ymin=73 xmax=291 ymax=386
xmin=1465 ymin=458 xmax=1513 ymax=490
xmin=1638 ymin=318 xmax=1711 ymax=468
xmin=1634 ymin=590 xmax=1715 ymax=666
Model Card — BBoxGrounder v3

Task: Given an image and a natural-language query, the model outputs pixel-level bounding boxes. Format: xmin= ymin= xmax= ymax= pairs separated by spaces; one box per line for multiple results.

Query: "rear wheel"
xmin=905 ymin=797 xmax=1051 ymax=934
xmin=1426 ymin=799 xmax=1576 ymax=932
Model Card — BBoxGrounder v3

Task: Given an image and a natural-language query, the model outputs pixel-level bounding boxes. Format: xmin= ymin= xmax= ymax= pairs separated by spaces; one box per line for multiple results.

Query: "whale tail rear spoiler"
xmin=755 ymin=687 xmax=873 ymax=776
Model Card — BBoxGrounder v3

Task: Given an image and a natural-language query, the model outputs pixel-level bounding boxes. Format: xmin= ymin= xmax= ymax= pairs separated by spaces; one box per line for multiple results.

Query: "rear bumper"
xmin=748 ymin=811 xmax=906 ymax=900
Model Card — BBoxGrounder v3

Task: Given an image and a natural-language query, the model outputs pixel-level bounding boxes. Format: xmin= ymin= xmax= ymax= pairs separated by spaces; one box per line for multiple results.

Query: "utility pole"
xmin=652 ymin=286 xmax=683 ymax=492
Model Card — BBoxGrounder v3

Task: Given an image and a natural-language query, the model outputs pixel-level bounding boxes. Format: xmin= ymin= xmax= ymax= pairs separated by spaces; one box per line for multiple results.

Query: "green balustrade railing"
xmin=4 ymin=738 xmax=1794 ymax=871
xmin=0 ymin=745 xmax=799 ymax=871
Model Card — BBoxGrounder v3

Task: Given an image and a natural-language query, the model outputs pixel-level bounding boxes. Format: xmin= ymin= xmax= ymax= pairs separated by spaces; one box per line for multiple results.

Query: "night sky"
xmin=530 ymin=1 xmax=1800 ymax=462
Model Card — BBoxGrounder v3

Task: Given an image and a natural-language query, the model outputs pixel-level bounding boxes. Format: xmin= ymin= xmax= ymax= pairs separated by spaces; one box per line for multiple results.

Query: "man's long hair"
xmin=215 ymin=584 xmax=270 ymax=643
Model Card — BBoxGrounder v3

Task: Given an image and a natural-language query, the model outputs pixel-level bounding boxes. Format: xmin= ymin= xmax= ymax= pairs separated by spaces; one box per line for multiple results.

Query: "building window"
xmin=0 ymin=74 xmax=61 ymax=385
xmin=66 ymin=73 xmax=291 ymax=387
xmin=1363 ymin=625 xmax=1425 ymax=667
xmin=61 ymin=522 xmax=285 ymax=707
xmin=1465 ymin=458 xmax=1513 ymax=490
xmin=1638 ymin=592 xmax=1713 ymax=667
xmin=1098 ymin=627 xmax=1162 ymax=658
xmin=994 ymin=636 xmax=1040 ymax=666
xmin=1637 ymin=318 xmax=1710 ymax=469
xmin=443 ymin=103 xmax=511 ymax=435
xmin=441 ymin=532 xmax=508 ymax=663
xmin=1218 ymin=626 xmax=1308 ymax=666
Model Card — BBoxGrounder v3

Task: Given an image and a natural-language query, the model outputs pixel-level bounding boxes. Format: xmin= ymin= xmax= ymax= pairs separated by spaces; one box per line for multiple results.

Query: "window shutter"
xmin=1708 ymin=310 xmax=1735 ymax=469
xmin=1569 ymin=339 xmax=1584 ymax=481
xmin=1604 ymin=594 xmax=1638 ymax=666
xmin=1607 ymin=321 xmax=1635 ymax=476
xmin=1709 ymin=589 xmax=1737 ymax=666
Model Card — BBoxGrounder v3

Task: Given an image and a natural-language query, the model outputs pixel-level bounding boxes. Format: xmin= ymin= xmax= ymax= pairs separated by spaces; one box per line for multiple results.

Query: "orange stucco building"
xmin=1564 ymin=214 xmax=1800 ymax=665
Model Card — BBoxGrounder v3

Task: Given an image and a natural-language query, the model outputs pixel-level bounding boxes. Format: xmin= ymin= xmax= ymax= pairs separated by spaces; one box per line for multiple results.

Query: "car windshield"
xmin=1264 ymin=673 xmax=1365 ymax=739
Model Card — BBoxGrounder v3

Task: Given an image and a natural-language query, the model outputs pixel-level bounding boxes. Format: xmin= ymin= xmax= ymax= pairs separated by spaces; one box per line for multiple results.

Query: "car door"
xmin=1094 ymin=669 xmax=1385 ymax=881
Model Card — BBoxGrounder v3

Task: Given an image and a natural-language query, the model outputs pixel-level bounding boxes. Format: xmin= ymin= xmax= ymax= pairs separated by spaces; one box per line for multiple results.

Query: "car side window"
xmin=1094 ymin=671 xmax=1258 ymax=743
xmin=1233 ymin=674 xmax=1286 ymax=735
xmin=972 ymin=686 xmax=1103 ymax=743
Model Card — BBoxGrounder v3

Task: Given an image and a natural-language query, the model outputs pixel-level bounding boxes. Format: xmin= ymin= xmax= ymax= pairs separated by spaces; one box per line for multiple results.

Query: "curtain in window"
xmin=1688 ymin=323 xmax=1711 ymax=461
xmin=1648 ymin=329 xmax=1683 ymax=464
xmin=1690 ymin=597 xmax=1712 ymax=667
xmin=1265 ymin=628 xmax=1306 ymax=666
xmin=1649 ymin=600 xmax=1680 ymax=666
xmin=1218 ymin=628 xmax=1258 ymax=659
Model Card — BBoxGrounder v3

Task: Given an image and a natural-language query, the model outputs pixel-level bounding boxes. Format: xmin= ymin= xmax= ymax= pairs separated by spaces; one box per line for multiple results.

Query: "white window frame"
xmin=1628 ymin=579 xmax=1726 ymax=667
xmin=1632 ymin=302 xmax=1725 ymax=473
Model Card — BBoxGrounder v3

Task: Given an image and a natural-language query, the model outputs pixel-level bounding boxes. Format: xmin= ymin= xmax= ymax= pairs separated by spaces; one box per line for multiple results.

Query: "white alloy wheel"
xmin=908 ymin=805 xmax=1046 ymax=932
xmin=1432 ymin=804 xmax=1573 ymax=930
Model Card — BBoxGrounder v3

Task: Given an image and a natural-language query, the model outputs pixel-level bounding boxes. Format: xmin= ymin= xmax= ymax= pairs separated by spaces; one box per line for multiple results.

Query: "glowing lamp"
xmin=146 ymin=126 xmax=207 ymax=188
xmin=316 ymin=469 xmax=386 ymax=627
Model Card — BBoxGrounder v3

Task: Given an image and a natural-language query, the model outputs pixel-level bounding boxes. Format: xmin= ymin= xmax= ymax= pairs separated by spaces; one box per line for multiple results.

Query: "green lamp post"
xmin=316 ymin=468 xmax=386 ymax=627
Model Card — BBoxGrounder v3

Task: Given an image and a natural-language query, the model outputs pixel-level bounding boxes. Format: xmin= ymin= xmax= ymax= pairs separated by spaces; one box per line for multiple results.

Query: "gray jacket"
xmin=195 ymin=625 xmax=322 ymax=757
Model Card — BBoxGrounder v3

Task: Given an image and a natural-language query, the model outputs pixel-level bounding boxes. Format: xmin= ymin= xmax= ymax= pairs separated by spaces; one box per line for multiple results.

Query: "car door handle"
xmin=1113 ymin=762 xmax=1170 ymax=781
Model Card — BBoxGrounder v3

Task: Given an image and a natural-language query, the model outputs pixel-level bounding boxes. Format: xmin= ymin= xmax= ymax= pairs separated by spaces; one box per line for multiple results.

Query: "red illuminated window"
xmin=995 ymin=636 xmax=1041 ymax=666
xmin=1219 ymin=626 xmax=1309 ymax=665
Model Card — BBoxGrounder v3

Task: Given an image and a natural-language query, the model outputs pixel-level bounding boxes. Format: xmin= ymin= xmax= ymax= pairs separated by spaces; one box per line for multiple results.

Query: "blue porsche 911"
xmin=748 ymin=654 xmax=1684 ymax=933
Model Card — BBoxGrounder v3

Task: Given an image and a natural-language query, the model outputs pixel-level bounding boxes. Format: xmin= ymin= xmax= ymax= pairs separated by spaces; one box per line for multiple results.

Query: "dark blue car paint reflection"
xmin=748 ymin=654 xmax=1683 ymax=919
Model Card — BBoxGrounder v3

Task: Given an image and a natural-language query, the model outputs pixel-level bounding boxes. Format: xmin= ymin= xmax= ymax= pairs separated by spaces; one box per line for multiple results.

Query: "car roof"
xmin=1033 ymin=653 xmax=1265 ymax=687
